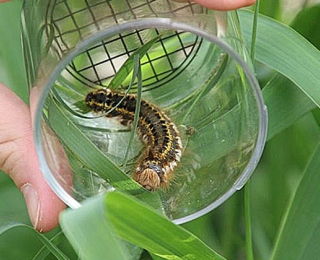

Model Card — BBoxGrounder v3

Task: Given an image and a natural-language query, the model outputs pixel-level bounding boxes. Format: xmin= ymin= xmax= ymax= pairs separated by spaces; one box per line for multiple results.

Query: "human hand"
xmin=175 ymin=0 xmax=256 ymax=10
xmin=0 ymin=0 xmax=256 ymax=232
xmin=0 ymin=83 xmax=66 ymax=232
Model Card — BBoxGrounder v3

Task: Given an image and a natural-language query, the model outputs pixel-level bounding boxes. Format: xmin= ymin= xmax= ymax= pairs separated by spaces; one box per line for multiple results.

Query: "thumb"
xmin=0 ymin=83 xmax=66 ymax=232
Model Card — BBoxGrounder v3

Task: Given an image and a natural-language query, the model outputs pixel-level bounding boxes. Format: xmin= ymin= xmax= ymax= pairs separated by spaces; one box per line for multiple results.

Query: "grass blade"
xmin=239 ymin=10 xmax=320 ymax=108
xmin=0 ymin=222 xmax=70 ymax=260
xmin=262 ymin=73 xmax=316 ymax=140
xmin=33 ymin=231 xmax=77 ymax=260
xmin=60 ymin=191 xmax=227 ymax=260
xmin=271 ymin=141 xmax=320 ymax=260
xmin=239 ymin=10 xmax=319 ymax=139
xmin=106 ymin=191 xmax=226 ymax=260
xmin=108 ymin=35 xmax=161 ymax=90
xmin=123 ymin=55 xmax=142 ymax=168
xmin=180 ymin=53 xmax=228 ymax=123
xmin=291 ymin=4 xmax=320 ymax=50
xmin=0 ymin=1 xmax=28 ymax=102
xmin=244 ymin=181 xmax=254 ymax=260
xmin=245 ymin=2 xmax=260 ymax=260
xmin=47 ymin=96 xmax=143 ymax=193
xmin=249 ymin=0 xmax=260 ymax=62
xmin=60 ymin=195 xmax=141 ymax=260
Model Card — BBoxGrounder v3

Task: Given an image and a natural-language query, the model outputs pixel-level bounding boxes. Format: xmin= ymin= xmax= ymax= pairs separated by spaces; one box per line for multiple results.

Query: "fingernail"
xmin=21 ymin=183 xmax=40 ymax=229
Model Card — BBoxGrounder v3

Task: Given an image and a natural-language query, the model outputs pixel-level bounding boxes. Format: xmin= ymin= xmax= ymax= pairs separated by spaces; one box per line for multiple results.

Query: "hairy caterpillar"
xmin=85 ymin=88 xmax=182 ymax=191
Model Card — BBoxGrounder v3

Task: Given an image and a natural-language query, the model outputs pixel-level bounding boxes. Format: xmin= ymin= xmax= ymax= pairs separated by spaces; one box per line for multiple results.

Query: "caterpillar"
xmin=85 ymin=88 xmax=182 ymax=191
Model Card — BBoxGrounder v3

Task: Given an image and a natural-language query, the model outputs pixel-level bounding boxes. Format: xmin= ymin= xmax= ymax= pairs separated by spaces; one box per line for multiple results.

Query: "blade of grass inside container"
xmin=180 ymin=52 xmax=228 ymax=124
xmin=52 ymin=87 xmax=92 ymax=118
xmin=0 ymin=222 xmax=70 ymax=260
xmin=108 ymin=34 xmax=162 ymax=90
xmin=123 ymin=54 xmax=142 ymax=168
xmin=48 ymin=61 xmax=163 ymax=209
xmin=68 ymin=33 xmax=162 ymax=114
xmin=53 ymin=80 xmax=134 ymax=120
xmin=120 ymin=54 xmax=163 ymax=211
xmin=47 ymin=96 xmax=143 ymax=193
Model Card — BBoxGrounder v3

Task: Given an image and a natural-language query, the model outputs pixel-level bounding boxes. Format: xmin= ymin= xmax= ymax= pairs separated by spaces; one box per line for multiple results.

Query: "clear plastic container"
xmin=22 ymin=0 xmax=267 ymax=224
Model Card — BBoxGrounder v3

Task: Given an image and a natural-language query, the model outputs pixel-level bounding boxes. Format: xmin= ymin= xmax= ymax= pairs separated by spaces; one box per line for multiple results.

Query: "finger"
xmin=0 ymin=83 xmax=66 ymax=232
xmin=173 ymin=0 xmax=256 ymax=10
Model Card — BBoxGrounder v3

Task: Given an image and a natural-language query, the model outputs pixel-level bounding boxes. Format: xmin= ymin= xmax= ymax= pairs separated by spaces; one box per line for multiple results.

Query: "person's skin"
xmin=175 ymin=0 xmax=256 ymax=10
xmin=0 ymin=0 xmax=256 ymax=232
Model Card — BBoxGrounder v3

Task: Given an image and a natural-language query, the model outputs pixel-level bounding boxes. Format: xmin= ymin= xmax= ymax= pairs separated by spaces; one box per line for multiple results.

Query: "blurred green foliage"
xmin=1 ymin=0 xmax=320 ymax=259
xmin=0 ymin=0 xmax=28 ymax=102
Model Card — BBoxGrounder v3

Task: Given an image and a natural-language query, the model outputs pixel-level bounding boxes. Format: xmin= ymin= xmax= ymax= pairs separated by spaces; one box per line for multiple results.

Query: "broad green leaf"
xmin=47 ymin=96 xmax=143 ymax=193
xmin=60 ymin=191 xmax=226 ymax=260
xmin=151 ymin=254 xmax=166 ymax=260
xmin=60 ymin=195 xmax=141 ymax=260
xmin=239 ymin=10 xmax=320 ymax=109
xmin=106 ymin=192 xmax=226 ymax=260
xmin=271 ymin=141 xmax=320 ymax=260
xmin=0 ymin=222 xmax=70 ymax=260
xmin=262 ymin=73 xmax=316 ymax=140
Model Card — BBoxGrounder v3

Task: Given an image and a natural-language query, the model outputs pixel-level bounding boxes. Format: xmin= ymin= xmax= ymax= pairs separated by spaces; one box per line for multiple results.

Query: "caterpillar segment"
xmin=85 ymin=88 xmax=182 ymax=191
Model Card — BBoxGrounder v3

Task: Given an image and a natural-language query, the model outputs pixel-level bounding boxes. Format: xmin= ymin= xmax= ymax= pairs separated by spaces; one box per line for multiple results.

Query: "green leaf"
xmin=33 ymin=231 xmax=77 ymax=260
xmin=47 ymin=96 xmax=143 ymax=193
xmin=238 ymin=10 xmax=320 ymax=139
xmin=0 ymin=222 xmax=70 ymax=260
xmin=259 ymin=0 xmax=282 ymax=20
xmin=108 ymin=34 xmax=162 ymax=90
xmin=239 ymin=10 xmax=320 ymax=109
xmin=60 ymin=191 xmax=227 ymax=260
xmin=0 ymin=1 xmax=28 ymax=103
xmin=123 ymin=55 xmax=142 ymax=168
xmin=105 ymin=191 xmax=226 ymax=260
xmin=262 ymin=73 xmax=316 ymax=140
xmin=60 ymin=195 xmax=141 ymax=260
xmin=180 ymin=53 xmax=228 ymax=123
xmin=67 ymin=99 xmax=91 ymax=115
xmin=271 ymin=141 xmax=320 ymax=260
xmin=291 ymin=4 xmax=320 ymax=50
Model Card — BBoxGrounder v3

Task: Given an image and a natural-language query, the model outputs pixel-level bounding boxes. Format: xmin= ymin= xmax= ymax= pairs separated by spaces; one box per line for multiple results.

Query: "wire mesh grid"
xmin=46 ymin=0 xmax=205 ymax=89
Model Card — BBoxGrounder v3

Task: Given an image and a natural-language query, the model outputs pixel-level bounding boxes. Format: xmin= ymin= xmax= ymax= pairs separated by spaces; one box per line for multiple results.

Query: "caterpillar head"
xmin=134 ymin=162 xmax=162 ymax=191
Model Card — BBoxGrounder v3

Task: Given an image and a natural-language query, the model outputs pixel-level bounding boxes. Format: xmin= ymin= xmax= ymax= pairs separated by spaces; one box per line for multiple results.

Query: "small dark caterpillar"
xmin=85 ymin=88 xmax=182 ymax=191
